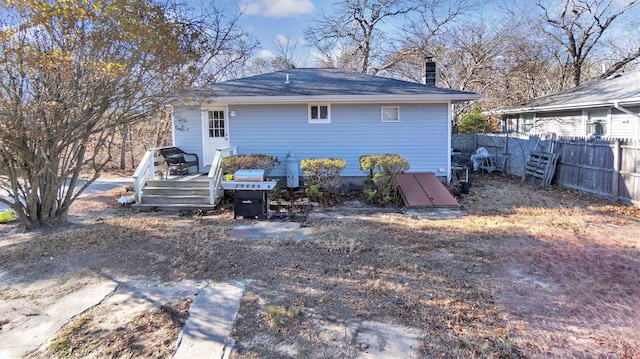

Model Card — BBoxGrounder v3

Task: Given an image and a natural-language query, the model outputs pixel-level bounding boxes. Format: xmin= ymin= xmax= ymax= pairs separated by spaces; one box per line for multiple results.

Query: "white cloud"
xmin=258 ymin=49 xmax=275 ymax=58
xmin=275 ymin=35 xmax=306 ymax=47
xmin=240 ymin=0 xmax=315 ymax=18
xmin=276 ymin=34 xmax=289 ymax=46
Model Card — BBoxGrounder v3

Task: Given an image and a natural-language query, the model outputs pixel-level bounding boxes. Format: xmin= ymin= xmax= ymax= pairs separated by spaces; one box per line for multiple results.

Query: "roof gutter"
xmin=181 ymin=93 xmax=482 ymax=106
xmin=489 ymin=97 xmax=640 ymax=115
xmin=613 ymin=100 xmax=637 ymax=117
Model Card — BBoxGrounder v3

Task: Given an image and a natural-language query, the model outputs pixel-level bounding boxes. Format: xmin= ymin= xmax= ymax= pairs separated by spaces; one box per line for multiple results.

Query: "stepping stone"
xmin=173 ymin=281 xmax=247 ymax=359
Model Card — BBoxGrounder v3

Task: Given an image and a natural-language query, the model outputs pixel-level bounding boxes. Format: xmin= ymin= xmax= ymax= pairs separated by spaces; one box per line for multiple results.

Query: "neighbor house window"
xmin=585 ymin=109 xmax=608 ymax=136
xmin=381 ymin=106 xmax=399 ymax=122
xmin=521 ymin=114 xmax=534 ymax=133
xmin=309 ymin=104 xmax=330 ymax=124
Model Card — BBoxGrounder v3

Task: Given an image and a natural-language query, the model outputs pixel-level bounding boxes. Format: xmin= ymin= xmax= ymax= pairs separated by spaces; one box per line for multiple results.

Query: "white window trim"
xmin=308 ymin=104 xmax=331 ymax=124
xmin=381 ymin=106 xmax=400 ymax=122
xmin=521 ymin=113 xmax=535 ymax=134
xmin=583 ymin=108 xmax=610 ymax=136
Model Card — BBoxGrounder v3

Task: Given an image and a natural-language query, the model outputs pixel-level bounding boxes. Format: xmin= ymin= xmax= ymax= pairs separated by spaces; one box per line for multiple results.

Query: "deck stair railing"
xmin=132 ymin=146 xmax=237 ymax=206
xmin=208 ymin=146 xmax=237 ymax=205
xmin=132 ymin=148 xmax=168 ymax=204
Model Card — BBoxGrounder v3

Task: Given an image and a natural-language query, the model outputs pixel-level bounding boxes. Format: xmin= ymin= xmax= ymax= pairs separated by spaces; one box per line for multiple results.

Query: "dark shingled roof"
xmin=493 ymin=70 xmax=640 ymax=114
xmin=176 ymin=68 xmax=479 ymax=99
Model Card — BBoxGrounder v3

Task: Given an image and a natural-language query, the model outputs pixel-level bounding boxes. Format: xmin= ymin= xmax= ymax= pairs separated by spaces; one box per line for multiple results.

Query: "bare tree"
xmin=378 ymin=0 xmax=472 ymax=78
xmin=486 ymin=25 xmax=573 ymax=108
xmin=271 ymin=35 xmax=301 ymax=70
xmin=536 ymin=0 xmax=639 ymax=87
xmin=173 ymin=3 xmax=258 ymax=84
xmin=599 ymin=23 xmax=640 ymax=77
xmin=0 ymin=0 xmax=247 ymax=228
xmin=115 ymin=2 xmax=255 ymax=170
xmin=304 ymin=0 xmax=418 ymax=73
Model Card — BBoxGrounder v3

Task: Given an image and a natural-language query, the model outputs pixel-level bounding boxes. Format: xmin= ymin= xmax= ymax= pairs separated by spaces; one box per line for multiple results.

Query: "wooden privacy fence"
xmin=451 ymin=134 xmax=640 ymax=205
xmin=553 ymin=137 xmax=638 ymax=205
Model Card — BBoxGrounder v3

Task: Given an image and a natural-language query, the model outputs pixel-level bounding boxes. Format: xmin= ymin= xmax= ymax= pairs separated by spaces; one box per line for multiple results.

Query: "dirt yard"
xmin=0 ymin=173 xmax=639 ymax=358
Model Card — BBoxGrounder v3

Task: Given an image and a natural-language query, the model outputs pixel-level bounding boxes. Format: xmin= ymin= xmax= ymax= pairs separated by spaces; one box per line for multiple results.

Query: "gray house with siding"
xmin=492 ymin=71 xmax=640 ymax=141
xmin=169 ymin=67 xmax=481 ymax=182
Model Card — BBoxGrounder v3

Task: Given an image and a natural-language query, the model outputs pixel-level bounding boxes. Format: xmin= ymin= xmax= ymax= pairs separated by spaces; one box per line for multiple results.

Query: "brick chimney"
xmin=422 ymin=56 xmax=436 ymax=86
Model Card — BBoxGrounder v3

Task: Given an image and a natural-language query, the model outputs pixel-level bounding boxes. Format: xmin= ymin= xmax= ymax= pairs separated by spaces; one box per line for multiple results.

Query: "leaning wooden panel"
xmin=397 ymin=174 xmax=435 ymax=207
xmin=397 ymin=173 xmax=458 ymax=208
xmin=413 ymin=173 xmax=460 ymax=207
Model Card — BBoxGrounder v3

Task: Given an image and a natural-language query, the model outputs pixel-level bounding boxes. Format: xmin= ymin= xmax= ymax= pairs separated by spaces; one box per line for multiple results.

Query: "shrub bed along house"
xmin=300 ymin=158 xmax=346 ymax=201
xmin=359 ymin=154 xmax=410 ymax=204
xmin=221 ymin=154 xmax=280 ymax=177
xmin=221 ymin=154 xmax=281 ymax=201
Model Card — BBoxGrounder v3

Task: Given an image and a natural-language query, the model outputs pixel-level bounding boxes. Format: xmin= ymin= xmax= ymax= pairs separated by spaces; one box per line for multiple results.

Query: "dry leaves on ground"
xmin=0 ymin=173 xmax=638 ymax=358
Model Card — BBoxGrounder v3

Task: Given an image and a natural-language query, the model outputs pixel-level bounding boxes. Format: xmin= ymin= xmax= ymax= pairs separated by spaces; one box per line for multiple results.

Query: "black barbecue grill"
xmin=221 ymin=169 xmax=278 ymax=219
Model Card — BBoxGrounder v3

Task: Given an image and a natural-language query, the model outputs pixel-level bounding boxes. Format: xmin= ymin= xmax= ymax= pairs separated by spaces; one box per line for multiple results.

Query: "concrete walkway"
xmin=0 ymin=281 xmax=117 ymax=358
xmin=230 ymin=221 xmax=311 ymax=241
xmin=173 ymin=281 xmax=248 ymax=359
xmin=0 ymin=278 xmax=248 ymax=359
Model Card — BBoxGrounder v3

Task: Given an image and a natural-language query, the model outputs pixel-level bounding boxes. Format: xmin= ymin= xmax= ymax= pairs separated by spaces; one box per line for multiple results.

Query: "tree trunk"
xmin=120 ymin=125 xmax=128 ymax=170
xmin=571 ymin=61 xmax=582 ymax=87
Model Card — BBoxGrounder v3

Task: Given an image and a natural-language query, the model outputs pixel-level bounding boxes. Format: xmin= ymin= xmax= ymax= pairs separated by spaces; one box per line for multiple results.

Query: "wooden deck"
xmin=397 ymin=172 xmax=459 ymax=208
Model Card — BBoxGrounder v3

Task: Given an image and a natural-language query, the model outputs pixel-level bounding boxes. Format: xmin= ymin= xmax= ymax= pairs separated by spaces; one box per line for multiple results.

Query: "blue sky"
xmin=219 ymin=0 xmax=326 ymax=64
xmin=199 ymin=0 xmax=640 ymax=67
xmin=211 ymin=0 xmax=511 ymax=66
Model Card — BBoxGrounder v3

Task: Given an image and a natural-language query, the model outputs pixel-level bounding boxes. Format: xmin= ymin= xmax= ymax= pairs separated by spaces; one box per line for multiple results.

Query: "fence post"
xmin=611 ymin=139 xmax=621 ymax=203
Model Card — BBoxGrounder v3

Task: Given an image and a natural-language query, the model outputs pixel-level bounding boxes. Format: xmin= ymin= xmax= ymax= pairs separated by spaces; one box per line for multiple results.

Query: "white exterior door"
xmin=202 ymin=107 xmax=229 ymax=165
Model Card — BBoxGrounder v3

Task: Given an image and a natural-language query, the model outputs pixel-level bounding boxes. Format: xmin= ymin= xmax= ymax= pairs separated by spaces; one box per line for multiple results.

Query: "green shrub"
xmin=457 ymin=106 xmax=498 ymax=133
xmin=221 ymin=154 xmax=280 ymax=177
xmin=359 ymin=154 xmax=410 ymax=204
xmin=300 ymin=158 xmax=346 ymax=200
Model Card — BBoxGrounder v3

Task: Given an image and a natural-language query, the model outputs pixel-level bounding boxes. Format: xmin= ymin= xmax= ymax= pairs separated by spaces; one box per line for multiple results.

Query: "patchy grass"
xmin=264 ymin=305 xmax=301 ymax=329
xmin=48 ymin=314 xmax=93 ymax=354
xmin=39 ymin=299 xmax=192 ymax=359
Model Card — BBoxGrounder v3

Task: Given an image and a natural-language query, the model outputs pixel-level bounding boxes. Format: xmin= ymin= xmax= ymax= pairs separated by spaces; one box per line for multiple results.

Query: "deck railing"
xmin=132 ymin=148 xmax=167 ymax=204
xmin=133 ymin=146 xmax=237 ymax=206
xmin=208 ymin=146 xmax=237 ymax=205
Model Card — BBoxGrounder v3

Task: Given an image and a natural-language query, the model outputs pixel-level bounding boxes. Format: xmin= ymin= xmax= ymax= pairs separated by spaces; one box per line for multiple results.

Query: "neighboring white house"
xmin=169 ymin=67 xmax=481 ymax=182
xmin=491 ymin=71 xmax=640 ymax=141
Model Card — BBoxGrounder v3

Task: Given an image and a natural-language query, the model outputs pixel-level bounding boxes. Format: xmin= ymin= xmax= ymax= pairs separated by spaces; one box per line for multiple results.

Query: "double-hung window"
xmin=521 ymin=114 xmax=534 ymax=133
xmin=309 ymin=104 xmax=330 ymax=124
xmin=585 ymin=109 xmax=608 ymax=136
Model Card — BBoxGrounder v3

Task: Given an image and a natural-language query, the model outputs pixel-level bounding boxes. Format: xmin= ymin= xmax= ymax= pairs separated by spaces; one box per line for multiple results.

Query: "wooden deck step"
xmin=136 ymin=177 xmax=214 ymax=208
xmin=397 ymin=172 xmax=459 ymax=208
xmin=142 ymin=186 xmax=210 ymax=196
xmin=132 ymin=203 xmax=218 ymax=211
xmin=145 ymin=179 xmax=210 ymax=188
xmin=139 ymin=194 xmax=211 ymax=205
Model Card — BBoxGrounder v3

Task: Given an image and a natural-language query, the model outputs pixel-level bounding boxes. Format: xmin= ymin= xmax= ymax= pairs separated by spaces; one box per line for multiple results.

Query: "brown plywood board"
xmin=397 ymin=174 xmax=435 ymax=207
xmin=398 ymin=172 xmax=459 ymax=208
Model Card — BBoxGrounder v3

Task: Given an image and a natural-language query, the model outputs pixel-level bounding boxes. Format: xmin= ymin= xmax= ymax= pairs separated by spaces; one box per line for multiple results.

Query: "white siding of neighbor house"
xmin=172 ymin=106 xmax=204 ymax=166
xmin=224 ymin=103 xmax=450 ymax=177
xmin=507 ymin=107 xmax=639 ymax=139
xmin=610 ymin=107 xmax=639 ymax=138
xmin=534 ymin=111 xmax=584 ymax=136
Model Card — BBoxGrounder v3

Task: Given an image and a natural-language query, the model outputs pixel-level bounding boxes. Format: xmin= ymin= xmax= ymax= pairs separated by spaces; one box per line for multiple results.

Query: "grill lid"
xmin=220 ymin=180 xmax=277 ymax=190
xmin=233 ymin=169 xmax=265 ymax=182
